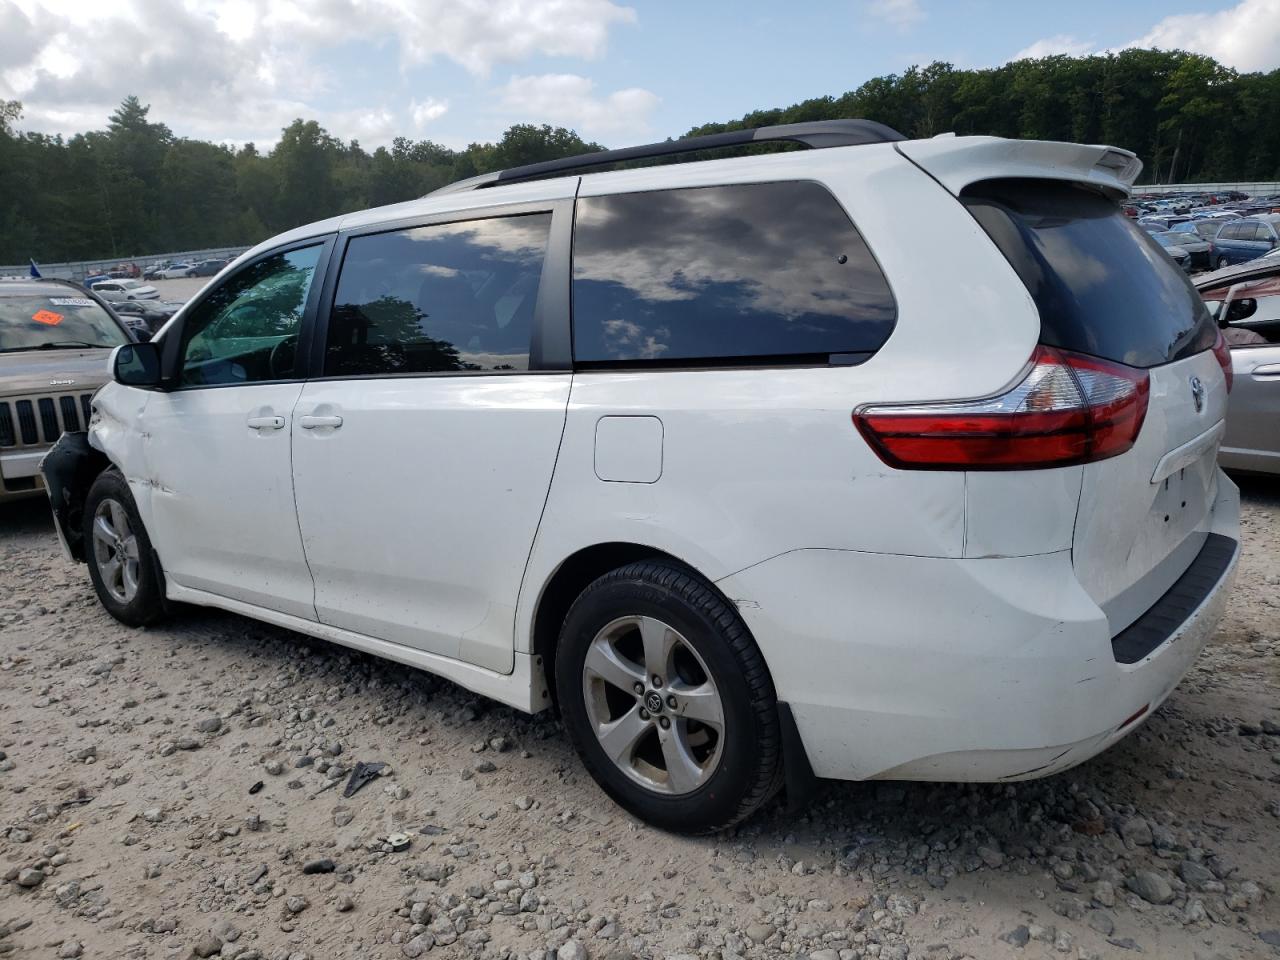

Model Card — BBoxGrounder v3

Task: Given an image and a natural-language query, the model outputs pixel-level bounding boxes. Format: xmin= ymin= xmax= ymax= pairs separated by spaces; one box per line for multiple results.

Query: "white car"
xmin=90 ymin=278 xmax=159 ymax=301
xmin=152 ymin=263 xmax=194 ymax=280
xmin=42 ymin=121 xmax=1240 ymax=833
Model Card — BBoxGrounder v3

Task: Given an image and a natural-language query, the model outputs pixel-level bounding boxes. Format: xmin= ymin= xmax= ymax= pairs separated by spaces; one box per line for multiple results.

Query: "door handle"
xmin=1251 ymin=363 xmax=1280 ymax=379
xmin=246 ymin=415 xmax=285 ymax=430
xmin=299 ymin=415 xmax=343 ymax=429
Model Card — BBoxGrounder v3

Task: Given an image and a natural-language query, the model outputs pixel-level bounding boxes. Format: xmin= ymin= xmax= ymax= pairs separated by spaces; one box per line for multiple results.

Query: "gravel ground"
xmin=1 ymin=479 xmax=1278 ymax=960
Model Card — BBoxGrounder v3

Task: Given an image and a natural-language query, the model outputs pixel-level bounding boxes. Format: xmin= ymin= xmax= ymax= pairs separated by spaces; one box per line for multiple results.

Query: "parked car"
xmin=1151 ymin=230 xmax=1211 ymax=272
xmin=41 ymin=121 xmax=1239 ymax=833
xmin=0 ymin=278 xmax=132 ymax=502
xmin=1196 ymin=261 xmax=1280 ymax=475
xmin=152 ymin=263 xmax=195 ymax=280
xmin=1149 ymin=232 xmax=1193 ymax=272
xmin=186 ymin=259 xmax=228 ymax=277
xmin=91 ymin=278 xmax=160 ymax=301
xmin=1172 ymin=220 xmax=1226 ymax=241
xmin=111 ymin=298 xmax=184 ymax=335
xmin=1210 ymin=215 xmax=1280 ymax=268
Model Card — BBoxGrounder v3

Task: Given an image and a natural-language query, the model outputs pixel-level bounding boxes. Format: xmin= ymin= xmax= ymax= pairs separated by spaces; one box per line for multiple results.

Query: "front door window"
xmin=178 ymin=245 xmax=321 ymax=387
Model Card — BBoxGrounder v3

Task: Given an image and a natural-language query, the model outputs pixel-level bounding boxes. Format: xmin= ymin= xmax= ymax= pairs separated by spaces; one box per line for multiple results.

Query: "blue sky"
xmin=2 ymin=0 xmax=1277 ymax=149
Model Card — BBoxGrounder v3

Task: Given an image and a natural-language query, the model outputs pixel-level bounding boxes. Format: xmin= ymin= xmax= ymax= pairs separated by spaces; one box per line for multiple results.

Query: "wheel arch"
xmin=43 ymin=432 xmax=113 ymax=563
xmin=530 ymin=542 xmax=714 ymax=710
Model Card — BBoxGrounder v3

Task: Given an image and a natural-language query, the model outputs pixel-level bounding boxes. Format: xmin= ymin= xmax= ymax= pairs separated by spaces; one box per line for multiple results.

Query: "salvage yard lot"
xmin=1 ymin=483 xmax=1278 ymax=960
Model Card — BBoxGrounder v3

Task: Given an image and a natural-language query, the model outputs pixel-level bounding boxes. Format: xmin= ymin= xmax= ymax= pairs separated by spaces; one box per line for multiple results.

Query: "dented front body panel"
xmin=41 ymin=431 xmax=108 ymax=561
xmin=41 ymin=382 xmax=150 ymax=561
xmin=138 ymin=383 xmax=316 ymax=619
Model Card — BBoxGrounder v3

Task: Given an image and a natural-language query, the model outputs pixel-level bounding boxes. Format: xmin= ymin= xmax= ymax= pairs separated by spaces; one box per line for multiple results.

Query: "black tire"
xmin=556 ymin=560 xmax=782 ymax=834
xmin=83 ymin=469 xmax=168 ymax=627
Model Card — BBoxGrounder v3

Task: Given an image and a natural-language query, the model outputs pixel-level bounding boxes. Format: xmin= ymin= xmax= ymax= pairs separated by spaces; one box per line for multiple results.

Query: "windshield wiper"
xmin=0 ymin=340 xmax=113 ymax=353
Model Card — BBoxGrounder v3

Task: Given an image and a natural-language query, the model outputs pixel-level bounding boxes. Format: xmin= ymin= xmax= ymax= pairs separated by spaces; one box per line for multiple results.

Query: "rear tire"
xmin=83 ymin=470 xmax=168 ymax=627
xmin=556 ymin=560 xmax=782 ymax=834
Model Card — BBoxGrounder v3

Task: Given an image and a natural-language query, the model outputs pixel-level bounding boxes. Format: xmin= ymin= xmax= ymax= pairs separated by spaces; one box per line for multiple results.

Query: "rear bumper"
xmin=717 ymin=472 xmax=1240 ymax=782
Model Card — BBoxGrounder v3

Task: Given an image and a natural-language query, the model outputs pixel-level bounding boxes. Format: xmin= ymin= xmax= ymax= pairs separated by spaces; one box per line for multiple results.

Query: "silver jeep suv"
xmin=0 ymin=278 xmax=132 ymax=503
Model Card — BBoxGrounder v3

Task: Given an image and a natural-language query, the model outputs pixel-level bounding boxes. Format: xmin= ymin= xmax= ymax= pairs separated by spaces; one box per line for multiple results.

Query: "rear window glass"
xmin=0 ymin=294 xmax=129 ymax=353
xmin=962 ymin=179 xmax=1215 ymax=368
xmin=572 ymin=181 xmax=896 ymax=367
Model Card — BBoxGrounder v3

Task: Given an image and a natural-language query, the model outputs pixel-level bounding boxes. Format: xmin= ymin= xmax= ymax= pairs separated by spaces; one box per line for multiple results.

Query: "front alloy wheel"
xmin=91 ymin=498 xmax=140 ymax=604
xmin=83 ymin=469 xmax=168 ymax=626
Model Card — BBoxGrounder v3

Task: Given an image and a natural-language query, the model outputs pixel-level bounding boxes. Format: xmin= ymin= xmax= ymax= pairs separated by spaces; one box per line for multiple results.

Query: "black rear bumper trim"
xmin=1111 ymin=532 xmax=1237 ymax=665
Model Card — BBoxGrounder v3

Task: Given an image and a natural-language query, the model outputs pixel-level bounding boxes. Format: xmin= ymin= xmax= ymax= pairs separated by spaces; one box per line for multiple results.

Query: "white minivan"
xmin=43 ymin=121 xmax=1240 ymax=833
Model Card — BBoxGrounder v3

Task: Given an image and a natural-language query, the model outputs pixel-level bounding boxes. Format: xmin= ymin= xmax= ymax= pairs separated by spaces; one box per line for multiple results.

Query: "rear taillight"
xmin=853 ymin=346 xmax=1150 ymax=470
xmin=1211 ymin=330 xmax=1233 ymax=393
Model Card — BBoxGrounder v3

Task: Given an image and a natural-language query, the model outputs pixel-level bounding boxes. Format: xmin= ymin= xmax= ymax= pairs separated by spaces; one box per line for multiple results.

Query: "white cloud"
xmin=1012 ymin=0 xmax=1280 ymax=71
xmin=410 ymin=97 xmax=449 ymax=129
xmin=1128 ymin=0 xmax=1280 ymax=71
xmin=0 ymin=0 xmax=638 ymax=146
xmin=865 ymin=0 xmax=924 ymax=29
xmin=1012 ymin=34 xmax=1095 ymax=61
xmin=498 ymin=74 xmax=660 ymax=141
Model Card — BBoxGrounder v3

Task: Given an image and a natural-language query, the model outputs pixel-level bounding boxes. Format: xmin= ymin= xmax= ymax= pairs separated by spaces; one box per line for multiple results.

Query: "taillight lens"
xmin=1211 ymin=329 xmax=1233 ymax=393
xmin=853 ymin=346 xmax=1150 ymax=470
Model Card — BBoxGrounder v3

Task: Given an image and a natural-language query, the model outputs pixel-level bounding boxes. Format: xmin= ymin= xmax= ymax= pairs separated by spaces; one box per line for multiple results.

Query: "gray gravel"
xmin=1 ymin=479 xmax=1278 ymax=959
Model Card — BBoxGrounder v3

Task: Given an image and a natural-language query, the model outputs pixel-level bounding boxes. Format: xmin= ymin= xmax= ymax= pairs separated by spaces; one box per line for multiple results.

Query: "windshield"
xmin=0 ymin=295 xmax=129 ymax=352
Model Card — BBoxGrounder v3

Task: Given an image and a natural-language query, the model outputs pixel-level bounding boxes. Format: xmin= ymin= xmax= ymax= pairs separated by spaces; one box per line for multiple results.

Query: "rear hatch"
xmin=958 ymin=177 xmax=1224 ymax=630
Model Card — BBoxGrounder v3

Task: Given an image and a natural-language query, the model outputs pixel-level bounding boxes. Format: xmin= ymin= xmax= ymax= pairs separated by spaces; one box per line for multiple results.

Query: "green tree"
xmin=4 ymin=60 xmax=1280 ymax=267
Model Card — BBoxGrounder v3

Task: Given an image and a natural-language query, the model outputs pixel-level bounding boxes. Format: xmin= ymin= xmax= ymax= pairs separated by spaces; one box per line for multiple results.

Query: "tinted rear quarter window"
xmin=572 ymin=181 xmax=895 ymax=367
xmin=962 ymin=179 xmax=1215 ymax=368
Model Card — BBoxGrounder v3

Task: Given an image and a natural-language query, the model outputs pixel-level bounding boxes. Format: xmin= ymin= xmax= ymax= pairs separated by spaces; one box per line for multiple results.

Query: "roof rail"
xmin=429 ymin=119 xmax=906 ymax=196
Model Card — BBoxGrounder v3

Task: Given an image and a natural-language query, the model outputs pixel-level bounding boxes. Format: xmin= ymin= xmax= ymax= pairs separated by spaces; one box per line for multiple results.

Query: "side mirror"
xmin=112 ymin=341 xmax=163 ymax=387
xmin=1223 ymin=298 xmax=1258 ymax=326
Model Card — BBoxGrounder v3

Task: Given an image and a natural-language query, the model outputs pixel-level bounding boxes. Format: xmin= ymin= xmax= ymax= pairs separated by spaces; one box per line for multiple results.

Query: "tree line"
xmin=2 ymin=48 xmax=1278 ymax=265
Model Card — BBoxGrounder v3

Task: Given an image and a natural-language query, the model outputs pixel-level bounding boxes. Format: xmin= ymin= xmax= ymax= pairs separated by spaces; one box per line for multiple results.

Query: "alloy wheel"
xmin=91 ymin=498 xmax=141 ymax=604
xmin=581 ymin=615 xmax=725 ymax=795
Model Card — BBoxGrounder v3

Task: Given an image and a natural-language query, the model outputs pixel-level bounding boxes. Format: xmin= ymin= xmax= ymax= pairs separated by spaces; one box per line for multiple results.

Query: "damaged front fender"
xmin=40 ymin=432 xmax=110 ymax=563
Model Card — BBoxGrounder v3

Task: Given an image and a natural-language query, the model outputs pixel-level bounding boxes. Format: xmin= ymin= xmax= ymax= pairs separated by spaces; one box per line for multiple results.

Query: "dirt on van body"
xmin=1 ymin=480 xmax=1278 ymax=960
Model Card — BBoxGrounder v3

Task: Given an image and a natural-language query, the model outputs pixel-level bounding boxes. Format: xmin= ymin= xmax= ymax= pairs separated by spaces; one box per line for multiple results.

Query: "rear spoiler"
xmin=896 ymin=135 xmax=1142 ymax=199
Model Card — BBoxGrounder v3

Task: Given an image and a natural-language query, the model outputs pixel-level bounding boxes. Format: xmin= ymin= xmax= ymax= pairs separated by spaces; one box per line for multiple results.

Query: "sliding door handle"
xmin=246 ymin=415 xmax=285 ymax=431
xmin=299 ymin=415 xmax=343 ymax=429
